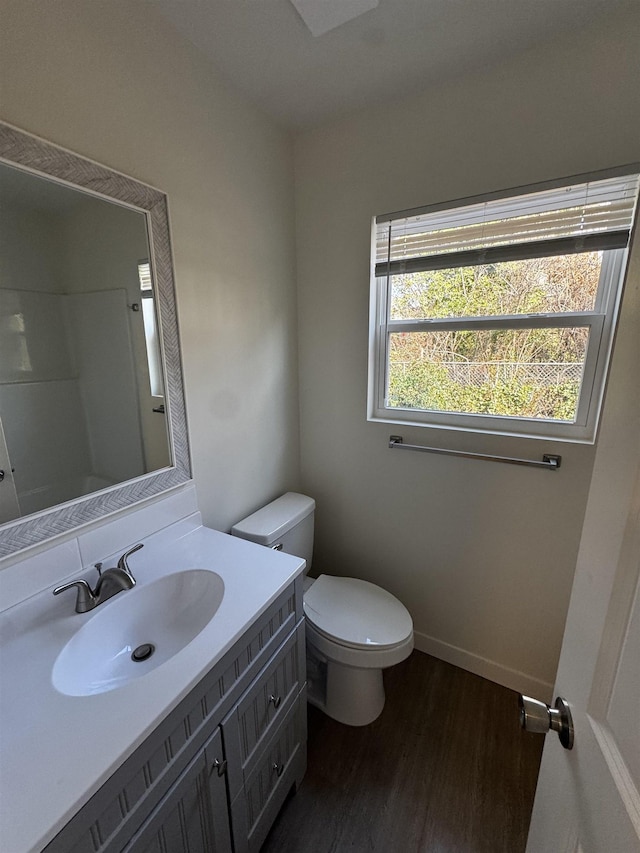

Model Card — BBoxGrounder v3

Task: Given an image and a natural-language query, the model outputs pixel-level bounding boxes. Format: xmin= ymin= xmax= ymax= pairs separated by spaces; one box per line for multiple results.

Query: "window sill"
xmin=367 ymin=409 xmax=597 ymax=445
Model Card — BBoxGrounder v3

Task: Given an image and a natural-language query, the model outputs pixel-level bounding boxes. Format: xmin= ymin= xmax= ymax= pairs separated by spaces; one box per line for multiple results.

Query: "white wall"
xmin=294 ymin=6 xmax=640 ymax=696
xmin=0 ymin=0 xmax=300 ymax=533
xmin=0 ymin=204 xmax=64 ymax=294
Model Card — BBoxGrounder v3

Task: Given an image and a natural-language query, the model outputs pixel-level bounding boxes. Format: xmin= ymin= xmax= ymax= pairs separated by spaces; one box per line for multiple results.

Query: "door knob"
xmin=519 ymin=695 xmax=574 ymax=749
xmin=210 ymin=758 xmax=227 ymax=778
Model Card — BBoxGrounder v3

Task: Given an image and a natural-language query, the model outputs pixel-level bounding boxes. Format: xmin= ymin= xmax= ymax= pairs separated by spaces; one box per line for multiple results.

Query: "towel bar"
xmin=388 ymin=435 xmax=561 ymax=470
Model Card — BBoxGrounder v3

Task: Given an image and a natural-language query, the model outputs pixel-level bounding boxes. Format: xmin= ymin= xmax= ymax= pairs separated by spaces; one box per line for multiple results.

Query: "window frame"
xmin=368 ymin=172 xmax=638 ymax=444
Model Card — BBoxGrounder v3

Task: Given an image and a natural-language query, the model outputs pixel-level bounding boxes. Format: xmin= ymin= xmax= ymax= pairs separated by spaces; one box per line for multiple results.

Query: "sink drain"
xmin=131 ymin=643 xmax=155 ymax=662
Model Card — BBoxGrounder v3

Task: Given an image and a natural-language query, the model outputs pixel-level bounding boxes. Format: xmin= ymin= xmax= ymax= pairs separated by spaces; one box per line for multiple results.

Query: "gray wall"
xmin=293 ymin=5 xmax=640 ymax=696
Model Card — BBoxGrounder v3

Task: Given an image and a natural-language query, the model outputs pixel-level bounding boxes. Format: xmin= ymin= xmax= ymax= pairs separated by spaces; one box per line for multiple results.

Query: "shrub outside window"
xmin=369 ymin=171 xmax=639 ymax=442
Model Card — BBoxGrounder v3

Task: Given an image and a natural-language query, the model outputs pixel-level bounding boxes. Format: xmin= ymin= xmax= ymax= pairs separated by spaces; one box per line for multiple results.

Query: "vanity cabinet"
xmin=44 ymin=577 xmax=306 ymax=853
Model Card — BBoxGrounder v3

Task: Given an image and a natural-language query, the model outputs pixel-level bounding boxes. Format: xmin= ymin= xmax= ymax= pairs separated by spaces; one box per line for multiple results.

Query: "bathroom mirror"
xmin=0 ymin=123 xmax=191 ymax=558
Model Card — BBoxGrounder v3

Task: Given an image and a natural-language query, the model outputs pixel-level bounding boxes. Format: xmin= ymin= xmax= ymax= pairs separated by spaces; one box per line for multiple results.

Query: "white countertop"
xmin=0 ymin=521 xmax=304 ymax=853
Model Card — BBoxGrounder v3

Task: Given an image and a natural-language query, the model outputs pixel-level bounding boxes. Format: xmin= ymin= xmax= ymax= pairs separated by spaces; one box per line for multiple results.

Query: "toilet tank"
xmin=231 ymin=492 xmax=315 ymax=570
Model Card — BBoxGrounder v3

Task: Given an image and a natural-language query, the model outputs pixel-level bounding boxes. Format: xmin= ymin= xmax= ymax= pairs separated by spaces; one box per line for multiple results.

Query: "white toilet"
xmin=232 ymin=492 xmax=414 ymax=726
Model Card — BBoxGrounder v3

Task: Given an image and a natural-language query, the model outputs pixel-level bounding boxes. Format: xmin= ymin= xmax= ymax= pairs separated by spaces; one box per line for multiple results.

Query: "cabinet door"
xmin=125 ymin=728 xmax=231 ymax=853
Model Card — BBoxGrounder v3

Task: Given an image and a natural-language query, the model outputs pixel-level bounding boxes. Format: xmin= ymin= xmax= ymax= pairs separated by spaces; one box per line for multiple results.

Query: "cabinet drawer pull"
xmin=272 ymin=761 xmax=285 ymax=778
xmin=211 ymin=758 xmax=227 ymax=777
xmin=269 ymin=694 xmax=282 ymax=709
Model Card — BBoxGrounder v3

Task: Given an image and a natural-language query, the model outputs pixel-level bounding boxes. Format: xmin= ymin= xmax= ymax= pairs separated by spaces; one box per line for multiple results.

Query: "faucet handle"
xmin=116 ymin=543 xmax=143 ymax=581
xmin=53 ymin=579 xmax=96 ymax=613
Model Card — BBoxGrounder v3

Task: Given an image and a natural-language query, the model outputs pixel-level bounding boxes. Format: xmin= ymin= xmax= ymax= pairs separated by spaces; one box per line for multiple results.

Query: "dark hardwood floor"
xmin=262 ymin=651 xmax=543 ymax=853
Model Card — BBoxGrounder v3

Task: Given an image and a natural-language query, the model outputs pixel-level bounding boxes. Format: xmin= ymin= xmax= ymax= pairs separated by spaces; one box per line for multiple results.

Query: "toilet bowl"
xmin=232 ymin=493 xmax=414 ymax=726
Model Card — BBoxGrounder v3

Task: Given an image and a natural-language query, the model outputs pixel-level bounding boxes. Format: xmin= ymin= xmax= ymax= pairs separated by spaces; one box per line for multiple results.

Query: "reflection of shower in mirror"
xmin=0 ymin=161 xmax=171 ymax=521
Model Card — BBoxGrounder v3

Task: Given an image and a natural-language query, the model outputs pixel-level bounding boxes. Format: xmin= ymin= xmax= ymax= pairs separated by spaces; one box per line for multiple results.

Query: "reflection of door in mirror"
xmin=0 ymin=416 xmax=20 ymax=523
xmin=0 ymin=162 xmax=171 ymax=518
xmin=137 ymin=260 xmax=172 ymax=472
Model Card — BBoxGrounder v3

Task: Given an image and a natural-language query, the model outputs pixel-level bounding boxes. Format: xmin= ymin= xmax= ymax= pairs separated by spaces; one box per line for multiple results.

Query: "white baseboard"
xmin=413 ymin=630 xmax=554 ymax=702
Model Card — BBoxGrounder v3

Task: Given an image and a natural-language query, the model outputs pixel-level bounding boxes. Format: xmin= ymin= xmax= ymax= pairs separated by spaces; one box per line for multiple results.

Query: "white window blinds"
xmin=138 ymin=260 xmax=153 ymax=292
xmin=375 ymin=173 xmax=640 ymax=276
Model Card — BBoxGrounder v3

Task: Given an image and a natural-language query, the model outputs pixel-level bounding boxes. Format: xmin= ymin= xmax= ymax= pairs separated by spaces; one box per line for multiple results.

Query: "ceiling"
xmin=153 ymin=0 xmax=631 ymax=130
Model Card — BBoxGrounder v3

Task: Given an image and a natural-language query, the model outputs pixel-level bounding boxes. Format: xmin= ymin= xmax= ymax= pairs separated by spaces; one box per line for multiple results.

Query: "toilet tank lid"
xmin=231 ymin=492 xmax=315 ymax=545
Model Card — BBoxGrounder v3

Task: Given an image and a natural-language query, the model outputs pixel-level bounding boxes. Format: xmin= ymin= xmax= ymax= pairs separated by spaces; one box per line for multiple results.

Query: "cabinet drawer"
xmin=230 ymin=690 xmax=307 ymax=853
xmin=222 ymin=621 xmax=305 ymax=801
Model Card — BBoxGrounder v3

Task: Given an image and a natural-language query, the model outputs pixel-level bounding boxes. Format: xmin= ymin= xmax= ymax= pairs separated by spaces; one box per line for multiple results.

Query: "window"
xmin=137 ymin=260 xmax=164 ymax=399
xmin=369 ymin=171 xmax=639 ymax=442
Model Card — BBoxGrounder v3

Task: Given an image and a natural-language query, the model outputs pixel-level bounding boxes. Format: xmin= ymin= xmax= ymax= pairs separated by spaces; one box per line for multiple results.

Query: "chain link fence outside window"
xmin=390 ymin=361 xmax=583 ymax=387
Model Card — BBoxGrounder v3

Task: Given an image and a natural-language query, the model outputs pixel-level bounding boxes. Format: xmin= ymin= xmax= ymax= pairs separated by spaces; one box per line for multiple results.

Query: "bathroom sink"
xmin=52 ymin=570 xmax=225 ymax=696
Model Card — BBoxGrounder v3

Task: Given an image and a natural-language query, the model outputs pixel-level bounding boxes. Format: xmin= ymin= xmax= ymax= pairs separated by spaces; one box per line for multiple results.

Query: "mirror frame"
xmin=0 ymin=122 xmax=191 ymax=558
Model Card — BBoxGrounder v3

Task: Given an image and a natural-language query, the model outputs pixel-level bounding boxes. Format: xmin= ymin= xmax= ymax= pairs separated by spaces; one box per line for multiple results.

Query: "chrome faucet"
xmin=53 ymin=544 xmax=143 ymax=613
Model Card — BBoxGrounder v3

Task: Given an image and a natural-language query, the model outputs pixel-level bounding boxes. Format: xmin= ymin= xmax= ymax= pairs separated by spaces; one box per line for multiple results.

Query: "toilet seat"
xmin=303 ymin=574 xmax=413 ymax=650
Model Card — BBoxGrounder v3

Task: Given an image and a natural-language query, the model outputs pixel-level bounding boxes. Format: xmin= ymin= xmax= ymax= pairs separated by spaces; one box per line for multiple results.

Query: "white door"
xmin=525 ymin=318 xmax=640 ymax=845
xmin=0 ymin=416 xmax=20 ymax=524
